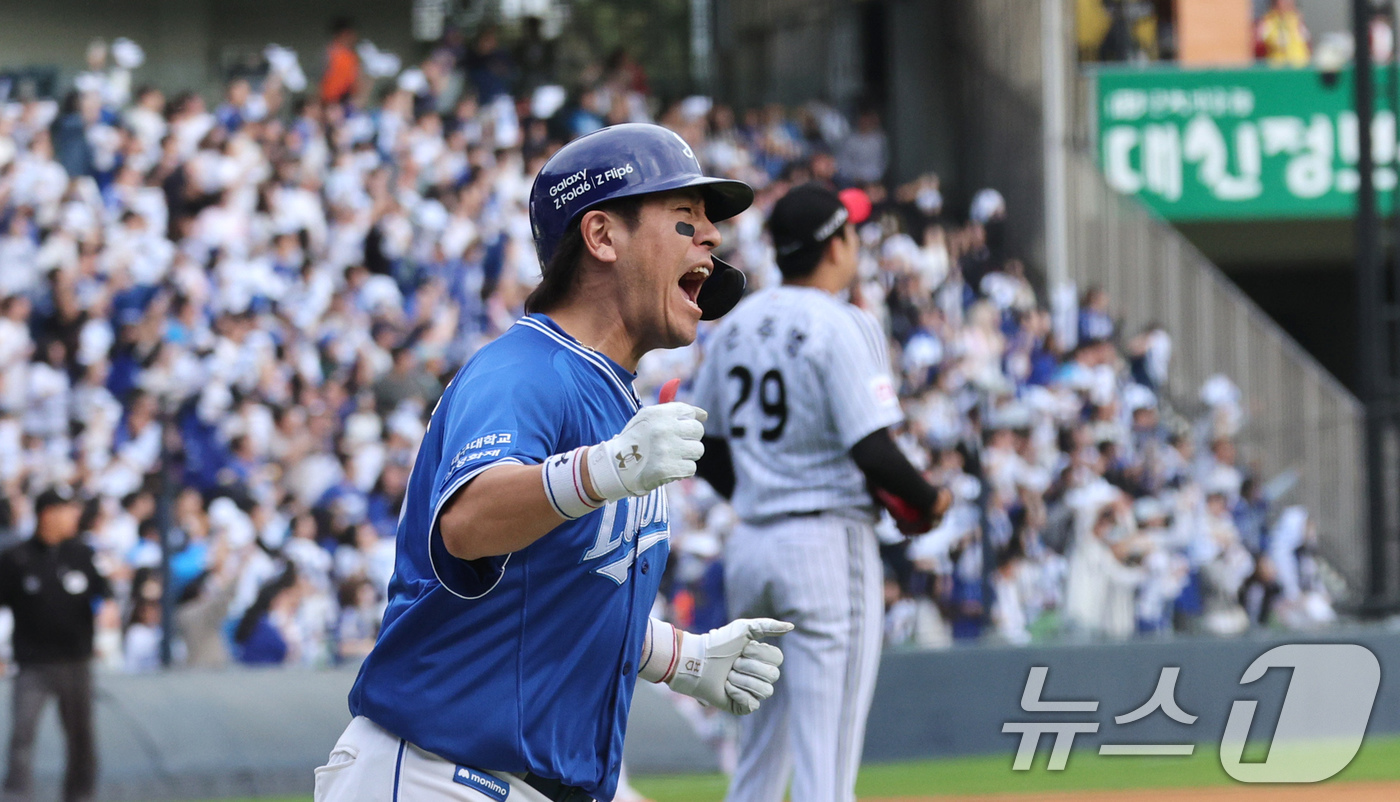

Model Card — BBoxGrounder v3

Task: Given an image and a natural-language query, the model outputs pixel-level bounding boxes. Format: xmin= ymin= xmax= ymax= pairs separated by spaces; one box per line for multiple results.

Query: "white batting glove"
xmin=667 ymin=618 xmax=794 ymax=715
xmin=586 ymin=402 xmax=706 ymax=501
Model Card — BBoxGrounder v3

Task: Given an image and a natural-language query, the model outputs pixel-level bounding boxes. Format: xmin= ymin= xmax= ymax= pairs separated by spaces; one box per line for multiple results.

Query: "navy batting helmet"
xmin=528 ymin=123 xmax=754 ymax=320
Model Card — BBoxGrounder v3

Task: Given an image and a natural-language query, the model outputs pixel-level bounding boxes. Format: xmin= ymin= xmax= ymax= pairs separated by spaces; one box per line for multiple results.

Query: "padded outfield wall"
xmin=4 ymin=627 xmax=1400 ymax=799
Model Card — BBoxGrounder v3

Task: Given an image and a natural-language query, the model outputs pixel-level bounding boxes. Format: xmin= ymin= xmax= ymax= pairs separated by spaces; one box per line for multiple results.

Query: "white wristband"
xmin=639 ymin=619 xmax=681 ymax=684
xmin=541 ymin=447 xmax=602 ymax=520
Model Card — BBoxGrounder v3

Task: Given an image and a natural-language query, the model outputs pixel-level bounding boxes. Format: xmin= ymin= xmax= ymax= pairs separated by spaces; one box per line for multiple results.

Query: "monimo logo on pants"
xmin=1003 ymin=643 xmax=1381 ymax=783
xmin=454 ymin=765 xmax=510 ymax=800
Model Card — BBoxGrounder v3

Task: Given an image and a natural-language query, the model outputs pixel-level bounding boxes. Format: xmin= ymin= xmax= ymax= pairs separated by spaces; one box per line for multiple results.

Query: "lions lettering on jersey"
xmin=582 ymin=490 xmax=669 ymax=584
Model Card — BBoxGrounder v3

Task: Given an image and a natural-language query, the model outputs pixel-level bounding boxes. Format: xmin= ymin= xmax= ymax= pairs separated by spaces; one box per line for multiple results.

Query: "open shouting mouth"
xmin=679 ymin=263 xmax=711 ymax=311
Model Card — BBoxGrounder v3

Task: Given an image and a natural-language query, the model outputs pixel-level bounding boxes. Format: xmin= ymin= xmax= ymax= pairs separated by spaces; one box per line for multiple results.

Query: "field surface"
xmin=201 ymin=735 xmax=1400 ymax=801
xmin=629 ymin=735 xmax=1400 ymax=800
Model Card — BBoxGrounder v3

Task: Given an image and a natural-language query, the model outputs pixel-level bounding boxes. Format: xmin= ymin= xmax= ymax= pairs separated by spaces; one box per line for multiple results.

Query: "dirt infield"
xmin=874 ymin=779 xmax=1400 ymax=801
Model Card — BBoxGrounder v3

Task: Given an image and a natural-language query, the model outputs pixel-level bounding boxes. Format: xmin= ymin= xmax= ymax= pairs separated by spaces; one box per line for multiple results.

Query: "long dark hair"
xmin=525 ymin=196 xmax=644 ymax=315
xmin=234 ymin=564 xmax=298 ymax=645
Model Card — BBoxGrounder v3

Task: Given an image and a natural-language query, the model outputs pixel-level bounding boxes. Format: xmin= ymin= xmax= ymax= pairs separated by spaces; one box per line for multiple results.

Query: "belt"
xmin=521 ymin=772 xmax=594 ymax=802
xmin=781 ymin=509 xmax=827 ymax=518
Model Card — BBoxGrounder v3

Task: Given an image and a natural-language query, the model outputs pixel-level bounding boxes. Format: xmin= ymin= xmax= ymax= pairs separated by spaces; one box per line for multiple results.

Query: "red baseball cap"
xmin=838 ymin=187 xmax=872 ymax=226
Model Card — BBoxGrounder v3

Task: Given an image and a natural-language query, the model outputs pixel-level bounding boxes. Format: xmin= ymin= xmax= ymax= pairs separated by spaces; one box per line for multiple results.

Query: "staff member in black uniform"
xmin=0 ymin=487 xmax=111 ymax=802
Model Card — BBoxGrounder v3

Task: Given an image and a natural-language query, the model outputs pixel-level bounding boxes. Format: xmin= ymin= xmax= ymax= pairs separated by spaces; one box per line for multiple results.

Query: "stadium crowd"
xmin=0 ymin=23 xmax=1337 ymax=672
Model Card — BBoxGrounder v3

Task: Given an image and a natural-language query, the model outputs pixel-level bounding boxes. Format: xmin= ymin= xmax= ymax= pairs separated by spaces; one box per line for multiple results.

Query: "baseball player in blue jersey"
xmin=315 ymin=124 xmax=793 ymax=802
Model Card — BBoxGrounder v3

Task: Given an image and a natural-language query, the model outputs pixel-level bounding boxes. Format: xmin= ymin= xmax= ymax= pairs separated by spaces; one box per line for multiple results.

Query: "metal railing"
xmin=1065 ymin=152 xmax=1368 ymax=593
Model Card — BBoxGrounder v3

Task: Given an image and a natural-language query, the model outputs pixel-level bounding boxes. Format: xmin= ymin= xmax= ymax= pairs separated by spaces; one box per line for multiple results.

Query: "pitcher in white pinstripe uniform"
xmin=693 ymin=184 xmax=951 ymax=802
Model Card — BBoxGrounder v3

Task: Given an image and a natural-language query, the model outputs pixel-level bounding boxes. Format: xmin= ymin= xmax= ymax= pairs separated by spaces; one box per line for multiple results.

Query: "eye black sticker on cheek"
xmin=675 ymin=221 xmax=696 ymax=237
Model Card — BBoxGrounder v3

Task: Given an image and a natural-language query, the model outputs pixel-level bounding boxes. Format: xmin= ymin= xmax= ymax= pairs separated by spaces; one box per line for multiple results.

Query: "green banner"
xmin=1095 ymin=65 xmax=1400 ymax=220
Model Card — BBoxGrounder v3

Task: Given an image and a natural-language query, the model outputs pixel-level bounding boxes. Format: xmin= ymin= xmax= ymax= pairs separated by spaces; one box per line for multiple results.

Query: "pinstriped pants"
xmin=722 ymin=513 xmax=884 ymax=802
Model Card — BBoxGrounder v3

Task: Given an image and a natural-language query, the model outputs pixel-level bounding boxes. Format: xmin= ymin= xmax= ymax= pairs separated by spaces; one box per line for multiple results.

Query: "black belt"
xmin=781 ymin=509 xmax=827 ymax=518
xmin=521 ymin=772 xmax=594 ymax=802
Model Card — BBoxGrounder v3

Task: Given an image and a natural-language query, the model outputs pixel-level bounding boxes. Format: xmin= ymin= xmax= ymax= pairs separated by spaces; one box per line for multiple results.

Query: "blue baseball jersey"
xmin=348 ymin=313 xmax=670 ymax=801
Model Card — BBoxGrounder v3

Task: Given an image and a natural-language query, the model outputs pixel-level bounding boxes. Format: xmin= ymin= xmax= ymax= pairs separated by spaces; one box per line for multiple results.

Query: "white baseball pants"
xmin=722 ymin=513 xmax=884 ymax=802
xmin=314 ymin=716 xmax=556 ymax=802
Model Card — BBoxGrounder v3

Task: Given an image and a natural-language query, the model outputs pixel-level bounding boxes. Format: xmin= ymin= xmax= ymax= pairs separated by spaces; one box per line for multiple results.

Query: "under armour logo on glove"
xmin=586 ymin=402 xmax=707 ymax=499
xmin=617 ymin=445 xmax=643 ymax=470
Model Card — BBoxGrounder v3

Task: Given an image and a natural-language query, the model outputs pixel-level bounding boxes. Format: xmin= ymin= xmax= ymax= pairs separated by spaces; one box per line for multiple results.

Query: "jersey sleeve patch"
xmin=440 ymin=432 xmax=518 ymax=494
xmin=869 ymin=375 xmax=900 ymax=414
